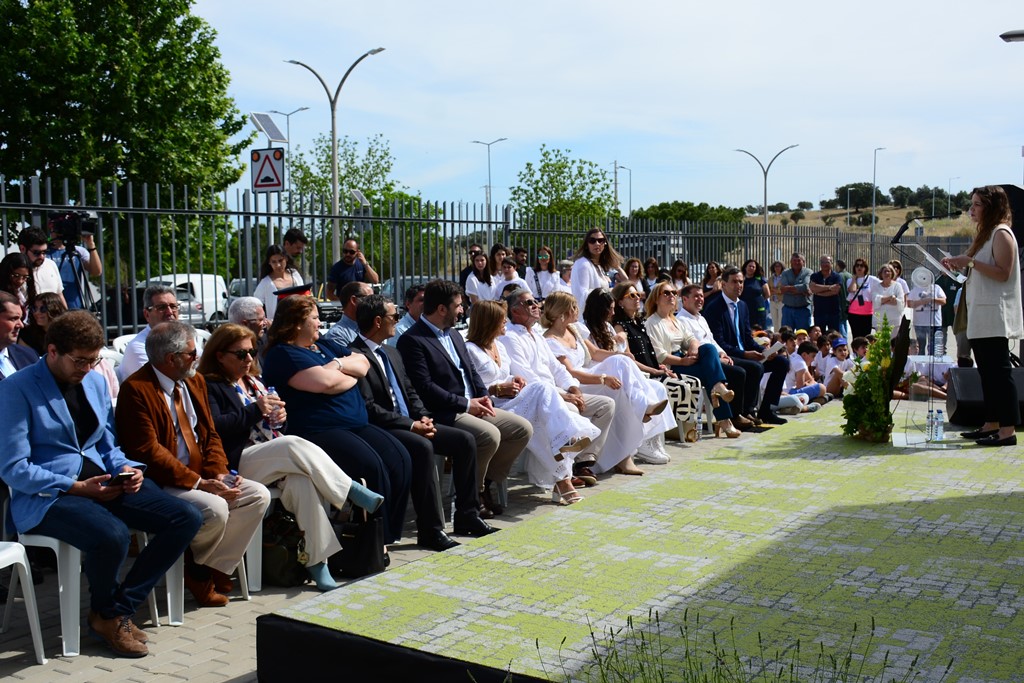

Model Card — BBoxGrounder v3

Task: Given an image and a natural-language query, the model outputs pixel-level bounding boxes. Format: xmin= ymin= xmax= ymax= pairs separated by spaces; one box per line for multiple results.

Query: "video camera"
xmin=47 ymin=210 xmax=97 ymax=248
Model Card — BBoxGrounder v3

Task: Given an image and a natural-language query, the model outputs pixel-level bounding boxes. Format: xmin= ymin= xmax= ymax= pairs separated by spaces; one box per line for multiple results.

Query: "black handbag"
xmin=261 ymin=503 xmax=309 ymax=587
xmin=328 ymin=480 xmax=386 ymax=579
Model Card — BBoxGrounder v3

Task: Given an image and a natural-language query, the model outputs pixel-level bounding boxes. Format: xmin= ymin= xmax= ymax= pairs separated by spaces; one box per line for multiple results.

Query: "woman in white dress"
xmin=525 ymin=245 xmax=560 ymax=301
xmin=465 ymin=300 xmax=599 ymax=504
xmin=580 ymin=288 xmax=676 ymax=464
xmin=464 ymin=252 xmax=494 ymax=305
xmin=541 ymin=292 xmax=670 ymax=476
xmin=768 ymin=260 xmax=785 ymax=331
xmin=253 ymin=245 xmax=303 ymax=321
xmin=570 ymin=228 xmax=622 ymax=311
xmin=872 ymin=263 xmax=905 ymax=335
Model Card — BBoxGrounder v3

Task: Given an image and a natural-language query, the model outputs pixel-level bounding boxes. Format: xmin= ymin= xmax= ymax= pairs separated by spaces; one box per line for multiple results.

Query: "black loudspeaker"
xmin=946 ymin=367 xmax=1024 ymax=425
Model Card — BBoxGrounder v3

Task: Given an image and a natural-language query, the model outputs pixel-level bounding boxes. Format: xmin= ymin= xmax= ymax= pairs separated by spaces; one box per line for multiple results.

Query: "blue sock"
xmin=348 ymin=481 xmax=384 ymax=514
xmin=306 ymin=562 xmax=338 ymax=591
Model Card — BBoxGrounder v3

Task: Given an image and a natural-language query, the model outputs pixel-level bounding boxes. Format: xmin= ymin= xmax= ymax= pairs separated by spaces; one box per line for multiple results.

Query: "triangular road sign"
xmin=253 ymin=154 xmax=283 ymax=189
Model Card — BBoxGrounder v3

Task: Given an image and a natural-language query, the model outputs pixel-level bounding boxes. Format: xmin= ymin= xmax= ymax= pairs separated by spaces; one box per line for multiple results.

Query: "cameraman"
xmin=18 ymin=228 xmax=66 ymax=308
xmin=49 ymin=214 xmax=102 ymax=310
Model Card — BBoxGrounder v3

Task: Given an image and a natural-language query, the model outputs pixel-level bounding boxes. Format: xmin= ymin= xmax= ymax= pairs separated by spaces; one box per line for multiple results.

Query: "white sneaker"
xmin=635 ymin=438 xmax=671 ymax=464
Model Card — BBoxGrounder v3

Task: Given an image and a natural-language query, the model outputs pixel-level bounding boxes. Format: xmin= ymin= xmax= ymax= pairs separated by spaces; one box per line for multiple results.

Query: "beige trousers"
xmin=453 ymin=408 xmax=533 ymax=488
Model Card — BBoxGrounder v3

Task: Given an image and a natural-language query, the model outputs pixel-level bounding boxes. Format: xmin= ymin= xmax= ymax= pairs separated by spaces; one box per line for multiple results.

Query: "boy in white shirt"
xmin=785 ymin=341 xmax=827 ymax=401
xmin=824 ymin=337 xmax=855 ymax=396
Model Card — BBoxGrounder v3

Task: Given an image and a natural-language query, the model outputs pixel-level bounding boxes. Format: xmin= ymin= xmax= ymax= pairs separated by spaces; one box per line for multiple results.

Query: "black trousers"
xmin=728 ymin=354 xmax=788 ymax=418
xmin=970 ymin=336 xmax=1020 ymax=427
xmin=388 ymin=424 xmax=480 ymax=534
xmin=721 ymin=362 xmax=747 ymax=416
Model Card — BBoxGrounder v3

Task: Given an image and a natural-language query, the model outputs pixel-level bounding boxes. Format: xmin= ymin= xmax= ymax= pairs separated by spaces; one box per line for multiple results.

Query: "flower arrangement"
xmin=841 ymin=317 xmax=897 ymax=442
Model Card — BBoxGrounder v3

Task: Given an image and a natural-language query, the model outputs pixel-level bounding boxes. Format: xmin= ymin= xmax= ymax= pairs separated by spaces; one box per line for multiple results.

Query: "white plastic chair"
xmin=0 ymin=541 xmax=46 ymax=665
xmin=242 ymin=485 xmax=282 ymax=594
xmin=111 ymin=334 xmax=135 ymax=354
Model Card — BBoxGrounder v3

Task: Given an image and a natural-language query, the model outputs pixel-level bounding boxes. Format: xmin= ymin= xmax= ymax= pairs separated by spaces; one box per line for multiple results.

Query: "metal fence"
xmin=0 ymin=175 xmax=970 ymax=338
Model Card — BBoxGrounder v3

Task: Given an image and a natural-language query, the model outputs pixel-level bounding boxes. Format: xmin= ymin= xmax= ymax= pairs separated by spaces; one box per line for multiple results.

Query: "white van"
xmin=141 ymin=273 xmax=229 ymax=327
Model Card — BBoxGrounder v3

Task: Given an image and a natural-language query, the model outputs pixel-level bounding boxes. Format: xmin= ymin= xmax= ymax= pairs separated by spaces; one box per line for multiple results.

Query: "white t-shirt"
xmin=909 ymin=284 xmax=943 ymax=327
xmin=491 ymin=276 xmax=531 ymax=301
xmin=465 ymin=274 xmax=494 ymax=303
xmin=784 ymin=354 xmax=808 ymax=392
xmin=28 ymin=258 xmax=63 ymax=296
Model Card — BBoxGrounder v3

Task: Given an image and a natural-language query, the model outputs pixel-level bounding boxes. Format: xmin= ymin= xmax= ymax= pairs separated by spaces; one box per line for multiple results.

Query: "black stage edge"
xmin=257 ymin=614 xmax=549 ymax=683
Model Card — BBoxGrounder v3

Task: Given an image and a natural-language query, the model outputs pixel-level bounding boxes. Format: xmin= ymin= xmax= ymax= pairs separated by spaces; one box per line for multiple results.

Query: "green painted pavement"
xmin=277 ymin=405 xmax=1024 ymax=681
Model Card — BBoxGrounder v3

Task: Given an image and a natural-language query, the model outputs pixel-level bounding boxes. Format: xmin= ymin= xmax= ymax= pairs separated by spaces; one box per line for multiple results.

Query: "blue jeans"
xmin=781 ymin=305 xmax=811 ymax=330
xmin=814 ymin=312 xmax=843 ymax=335
xmin=914 ymin=325 xmax=945 ymax=356
xmin=28 ymin=478 xmax=202 ymax=618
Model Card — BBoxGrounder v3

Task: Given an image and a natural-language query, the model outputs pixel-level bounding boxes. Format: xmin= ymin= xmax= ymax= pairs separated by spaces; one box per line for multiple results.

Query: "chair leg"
xmin=2 ymin=563 xmax=16 ymax=633
xmin=236 ymin=553 xmax=250 ymax=601
xmin=166 ymin=555 xmax=184 ymax=626
xmin=55 ymin=542 xmax=82 ymax=657
xmin=244 ymin=528 xmax=261 ymax=594
xmin=133 ymin=531 xmax=161 ymax=627
xmin=14 ymin=560 xmax=47 ymax=665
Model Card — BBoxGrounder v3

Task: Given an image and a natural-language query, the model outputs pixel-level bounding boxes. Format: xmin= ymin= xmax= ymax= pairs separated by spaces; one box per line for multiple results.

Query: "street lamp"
xmin=617 ymin=165 xmax=632 ymax=218
xmin=846 ymin=186 xmax=852 ymax=227
xmin=269 ymin=106 xmax=309 ymax=196
xmin=947 ymin=176 xmax=960 ymax=216
xmin=871 ymin=147 xmax=885 ymax=241
xmin=734 ymin=144 xmax=799 ymax=229
xmin=470 ymin=137 xmax=508 ymax=241
xmin=286 ymin=47 xmax=385 ymax=263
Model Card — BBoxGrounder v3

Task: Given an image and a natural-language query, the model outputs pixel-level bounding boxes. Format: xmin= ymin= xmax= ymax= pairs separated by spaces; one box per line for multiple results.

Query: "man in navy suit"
xmin=0 ymin=311 xmax=201 ymax=658
xmin=0 ymin=291 xmax=38 ymax=379
xmin=702 ymin=266 xmax=790 ymax=425
xmin=352 ymin=295 xmax=493 ymax=548
xmin=397 ymin=280 xmax=531 ymax=517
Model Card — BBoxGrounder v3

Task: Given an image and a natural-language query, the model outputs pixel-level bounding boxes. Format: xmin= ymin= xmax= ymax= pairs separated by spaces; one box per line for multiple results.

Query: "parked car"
xmin=227 ymin=277 xmax=258 ymax=311
xmin=93 ymin=284 xmax=205 ymax=336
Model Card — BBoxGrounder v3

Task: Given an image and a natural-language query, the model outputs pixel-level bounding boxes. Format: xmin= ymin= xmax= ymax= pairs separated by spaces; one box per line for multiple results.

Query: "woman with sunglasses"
xmin=570 ymin=228 xmax=622 ymax=311
xmin=644 ymin=281 xmax=740 ymax=438
xmin=845 ymin=259 xmax=879 ymax=338
xmin=19 ymin=291 xmax=67 ymax=354
xmin=525 ymin=245 xmax=559 ymax=301
xmin=0 ymin=252 xmax=33 ymax=310
xmin=199 ymin=323 xmax=385 ymax=591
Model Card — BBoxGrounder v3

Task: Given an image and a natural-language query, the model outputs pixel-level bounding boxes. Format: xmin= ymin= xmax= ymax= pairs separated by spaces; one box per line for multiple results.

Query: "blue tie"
xmin=376 ymin=348 xmax=410 ymax=417
xmin=731 ymin=301 xmax=742 ymax=344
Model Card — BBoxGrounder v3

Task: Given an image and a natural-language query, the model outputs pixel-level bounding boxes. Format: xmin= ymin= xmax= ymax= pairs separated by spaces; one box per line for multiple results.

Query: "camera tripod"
xmin=56 ymin=245 xmax=95 ymax=311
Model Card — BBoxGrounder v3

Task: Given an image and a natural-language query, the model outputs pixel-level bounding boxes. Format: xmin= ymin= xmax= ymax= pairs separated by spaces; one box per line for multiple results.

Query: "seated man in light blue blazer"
xmin=0 ymin=311 xmax=202 ymax=659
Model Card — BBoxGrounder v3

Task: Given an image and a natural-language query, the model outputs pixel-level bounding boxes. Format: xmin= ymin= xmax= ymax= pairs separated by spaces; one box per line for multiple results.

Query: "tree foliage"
xmin=632 ymin=201 xmax=745 ymax=223
xmin=834 ymin=183 xmax=889 ymax=211
xmin=509 ymin=145 xmax=615 ymax=219
xmin=0 ymin=0 xmax=252 ymax=189
xmin=797 ymin=201 xmax=813 ymax=211
xmin=768 ymin=202 xmax=790 ymax=214
xmin=789 ymin=210 xmax=805 ymax=224
xmin=888 ymin=185 xmax=913 ymax=209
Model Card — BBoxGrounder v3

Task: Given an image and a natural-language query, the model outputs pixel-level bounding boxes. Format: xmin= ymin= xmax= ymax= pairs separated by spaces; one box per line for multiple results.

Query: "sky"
xmin=192 ymin=0 xmax=1024 ymax=215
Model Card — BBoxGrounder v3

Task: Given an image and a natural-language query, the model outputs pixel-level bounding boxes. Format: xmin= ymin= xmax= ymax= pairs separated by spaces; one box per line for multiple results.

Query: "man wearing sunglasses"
xmin=117 ymin=321 xmax=271 ymax=608
xmin=327 ymin=238 xmax=379 ymax=300
xmin=18 ymin=227 xmax=67 ymax=307
xmin=119 ymin=285 xmax=183 ymax=381
xmin=1 ymin=312 xmax=202 ymax=657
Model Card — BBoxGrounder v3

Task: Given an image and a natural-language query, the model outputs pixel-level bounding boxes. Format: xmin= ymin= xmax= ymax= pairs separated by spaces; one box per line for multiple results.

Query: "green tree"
xmin=790 ymin=210 xmax=805 ymax=224
xmin=509 ymin=145 xmax=615 ymax=219
xmin=889 ymin=185 xmax=913 ymax=209
xmin=836 ymin=183 xmax=888 ymax=211
xmin=820 ymin=199 xmax=841 ymax=210
xmin=632 ymin=201 xmax=745 ymax=223
xmin=0 ymin=0 xmax=252 ymax=188
xmin=797 ymin=201 xmax=814 ymax=211
xmin=768 ymin=202 xmax=790 ymax=213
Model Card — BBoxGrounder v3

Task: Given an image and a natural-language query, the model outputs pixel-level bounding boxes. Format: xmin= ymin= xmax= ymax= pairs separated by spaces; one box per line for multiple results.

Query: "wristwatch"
xmin=967 ymin=258 xmax=975 ymax=269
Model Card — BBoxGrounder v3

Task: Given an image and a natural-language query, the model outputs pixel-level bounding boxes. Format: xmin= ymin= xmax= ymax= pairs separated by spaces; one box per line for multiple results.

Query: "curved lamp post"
xmin=871 ymin=146 xmax=885 ymax=242
xmin=617 ymin=164 xmax=632 ymax=218
xmin=735 ymin=144 xmax=799 ymax=229
xmin=287 ymin=48 xmax=385 ymax=262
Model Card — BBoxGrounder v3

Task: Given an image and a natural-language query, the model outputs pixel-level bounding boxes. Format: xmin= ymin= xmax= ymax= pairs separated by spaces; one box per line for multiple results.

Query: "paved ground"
xmin=4 ymin=393 xmax=1021 ymax=682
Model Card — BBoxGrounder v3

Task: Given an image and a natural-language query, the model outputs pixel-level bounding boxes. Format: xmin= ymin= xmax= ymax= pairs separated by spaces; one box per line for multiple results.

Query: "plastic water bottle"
xmin=934 ymin=410 xmax=944 ymax=442
xmin=222 ymin=469 xmax=239 ymax=487
xmin=266 ymin=386 xmax=285 ymax=430
xmin=926 ymin=409 xmax=934 ymax=440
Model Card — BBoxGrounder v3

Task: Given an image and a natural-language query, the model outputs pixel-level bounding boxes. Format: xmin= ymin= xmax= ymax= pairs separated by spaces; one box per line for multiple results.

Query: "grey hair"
xmin=144 ymin=284 xmax=176 ymax=309
xmin=146 ymin=321 xmax=195 ymax=363
xmin=503 ymin=288 xmax=531 ymax=319
xmin=228 ymin=296 xmax=265 ymax=323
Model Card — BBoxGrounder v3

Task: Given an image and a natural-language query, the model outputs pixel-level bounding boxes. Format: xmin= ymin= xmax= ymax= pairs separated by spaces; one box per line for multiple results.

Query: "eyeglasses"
xmin=10 ymin=272 xmax=28 ymax=281
xmin=517 ymin=299 xmax=540 ymax=308
xmin=32 ymin=304 xmax=48 ymax=313
xmin=343 ymin=249 xmax=357 ymax=256
xmin=67 ymin=354 xmax=103 ymax=369
xmin=661 ymin=290 xmax=678 ymax=297
xmin=624 ymin=292 xmax=641 ymax=299
xmin=28 ymin=248 xmax=47 ymax=257
xmin=243 ymin=317 xmax=268 ymax=326
xmin=385 ymin=312 xmax=402 ymax=322
xmin=537 ymin=253 xmax=550 ymax=260
xmin=177 ymin=348 xmax=199 ymax=359
xmin=147 ymin=303 xmax=181 ymax=312
xmin=469 ymin=250 xmax=482 ymax=257
xmin=587 ymin=237 xmax=607 ymax=245
xmin=225 ymin=348 xmax=258 ymax=360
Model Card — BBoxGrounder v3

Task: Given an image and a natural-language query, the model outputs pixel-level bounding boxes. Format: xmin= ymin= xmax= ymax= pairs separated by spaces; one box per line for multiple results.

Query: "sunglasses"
xmin=661 ymin=290 xmax=678 ymax=297
xmin=343 ymin=249 xmax=357 ymax=255
xmin=469 ymin=250 xmax=482 ymax=257
xmin=587 ymin=237 xmax=607 ymax=245
xmin=28 ymin=248 xmax=47 ymax=257
xmin=225 ymin=348 xmax=258 ymax=360
xmin=177 ymin=348 xmax=199 ymax=359
xmin=537 ymin=253 xmax=550 ymax=260
xmin=32 ymin=304 xmax=48 ymax=313
xmin=624 ymin=292 xmax=641 ymax=299
xmin=10 ymin=272 xmax=28 ymax=281
xmin=385 ymin=312 xmax=402 ymax=322
xmin=517 ymin=299 xmax=540 ymax=308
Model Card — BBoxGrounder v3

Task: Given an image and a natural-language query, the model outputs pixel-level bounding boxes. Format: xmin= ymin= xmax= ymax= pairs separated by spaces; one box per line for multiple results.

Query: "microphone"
xmin=892 ymin=211 xmax=963 ymax=244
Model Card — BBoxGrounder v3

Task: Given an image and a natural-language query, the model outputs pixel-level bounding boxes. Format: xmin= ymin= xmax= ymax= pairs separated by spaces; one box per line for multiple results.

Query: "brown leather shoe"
xmin=88 ymin=612 xmax=149 ymax=657
xmin=89 ymin=610 xmax=148 ymax=643
xmin=211 ymin=568 xmax=234 ymax=595
xmin=184 ymin=573 xmax=230 ymax=607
